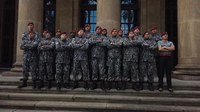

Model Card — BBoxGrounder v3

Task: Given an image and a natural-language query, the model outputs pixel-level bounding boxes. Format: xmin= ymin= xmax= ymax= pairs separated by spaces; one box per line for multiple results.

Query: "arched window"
xmin=43 ymin=0 xmax=56 ymax=35
xmin=80 ymin=0 xmax=97 ymax=32
xmin=121 ymin=0 xmax=138 ymax=35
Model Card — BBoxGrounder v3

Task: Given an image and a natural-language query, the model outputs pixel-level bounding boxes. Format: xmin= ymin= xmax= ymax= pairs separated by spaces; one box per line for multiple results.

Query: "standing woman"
xmin=158 ymin=32 xmax=175 ymax=92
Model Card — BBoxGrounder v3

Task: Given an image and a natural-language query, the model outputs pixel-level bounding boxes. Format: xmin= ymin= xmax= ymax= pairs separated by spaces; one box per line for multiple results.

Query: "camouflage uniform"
xmin=85 ymin=31 xmax=93 ymax=39
xmin=106 ymin=36 xmax=122 ymax=82
xmin=38 ymin=38 xmax=55 ymax=81
xmin=89 ymin=33 xmax=107 ymax=81
xmin=122 ymin=37 xmax=140 ymax=82
xmin=139 ymin=38 xmax=157 ymax=84
xmin=55 ymin=38 xmax=72 ymax=84
xmin=20 ymin=36 xmax=39 ymax=81
xmin=70 ymin=36 xmax=90 ymax=81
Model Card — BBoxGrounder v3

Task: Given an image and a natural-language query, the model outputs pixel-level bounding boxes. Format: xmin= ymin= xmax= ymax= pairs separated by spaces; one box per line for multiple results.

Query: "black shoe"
xmin=18 ymin=80 xmax=27 ymax=88
xmin=132 ymin=82 xmax=137 ymax=90
xmin=38 ymin=80 xmax=44 ymax=89
xmin=158 ymin=87 xmax=163 ymax=92
xmin=47 ymin=81 xmax=52 ymax=89
xmin=84 ymin=81 xmax=89 ymax=90
xmin=32 ymin=80 xmax=37 ymax=89
xmin=115 ymin=82 xmax=121 ymax=90
xmin=100 ymin=81 xmax=106 ymax=90
xmin=105 ymin=82 xmax=111 ymax=90
xmin=72 ymin=81 xmax=78 ymax=89
xmin=148 ymin=83 xmax=154 ymax=91
xmin=138 ymin=82 xmax=143 ymax=91
xmin=121 ymin=82 xmax=126 ymax=90
xmin=168 ymin=88 xmax=174 ymax=92
xmin=56 ymin=83 xmax=61 ymax=90
xmin=64 ymin=82 xmax=70 ymax=89
xmin=90 ymin=81 xmax=97 ymax=90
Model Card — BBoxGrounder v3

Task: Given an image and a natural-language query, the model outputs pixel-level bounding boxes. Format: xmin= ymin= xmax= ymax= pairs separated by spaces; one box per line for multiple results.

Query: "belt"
xmin=159 ymin=54 xmax=172 ymax=56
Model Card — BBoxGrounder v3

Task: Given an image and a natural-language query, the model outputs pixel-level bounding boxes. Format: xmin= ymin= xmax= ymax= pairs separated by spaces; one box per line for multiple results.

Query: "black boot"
xmin=90 ymin=81 xmax=97 ymax=90
xmin=72 ymin=81 xmax=78 ymax=89
xmin=148 ymin=83 xmax=154 ymax=91
xmin=115 ymin=82 xmax=121 ymax=90
xmin=132 ymin=82 xmax=137 ymax=90
xmin=100 ymin=81 xmax=106 ymax=90
xmin=18 ymin=80 xmax=27 ymax=88
xmin=105 ymin=81 xmax=112 ymax=90
xmin=64 ymin=82 xmax=70 ymax=89
xmin=121 ymin=82 xmax=126 ymax=90
xmin=38 ymin=80 xmax=44 ymax=89
xmin=32 ymin=80 xmax=37 ymax=89
xmin=56 ymin=83 xmax=61 ymax=90
xmin=84 ymin=81 xmax=89 ymax=90
xmin=138 ymin=82 xmax=143 ymax=91
xmin=47 ymin=80 xmax=52 ymax=89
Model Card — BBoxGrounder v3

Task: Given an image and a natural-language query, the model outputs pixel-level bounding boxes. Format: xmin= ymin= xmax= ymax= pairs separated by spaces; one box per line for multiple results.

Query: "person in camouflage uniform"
xmin=150 ymin=26 xmax=161 ymax=80
xmin=118 ymin=30 xmax=125 ymax=38
xmin=38 ymin=32 xmax=55 ymax=89
xmin=18 ymin=32 xmax=39 ymax=89
xmin=140 ymin=31 xmax=157 ymax=91
xmin=20 ymin=22 xmax=40 ymax=81
xmin=70 ymin=28 xmax=90 ymax=89
xmin=101 ymin=28 xmax=108 ymax=37
xmin=88 ymin=26 xmax=107 ymax=90
xmin=106 ymin=29 xmax=123 ymax=90
xmin=122 ymin=31 xmax=140 ymax=90
xmin=84 ymin=24 xmax=93 ymax=39
xmin=132 ymin=26 xmax=145 ymax=90
xmin=55 ymin=32 xmax=72 ymax=90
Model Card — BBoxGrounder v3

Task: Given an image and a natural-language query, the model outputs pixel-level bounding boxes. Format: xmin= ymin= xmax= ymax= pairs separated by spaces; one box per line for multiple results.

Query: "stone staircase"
xmin=0 ymin=75 xmax=200 ymax=112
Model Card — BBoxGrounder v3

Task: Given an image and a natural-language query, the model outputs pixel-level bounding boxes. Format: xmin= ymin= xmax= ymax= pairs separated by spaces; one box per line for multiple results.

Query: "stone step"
xmin=0 ymin=80 xmax=200 ymax=91
xmin=1 ymin=85 xmax=200 ymax=98
xmin=0 ymin=100 xmax=200 ymax=112
xmin=0 ymin=92 xmax=200 ymax=107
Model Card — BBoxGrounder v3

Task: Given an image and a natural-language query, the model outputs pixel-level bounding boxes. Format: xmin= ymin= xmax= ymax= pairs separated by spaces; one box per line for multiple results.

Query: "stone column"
xmin=11 ymin=0 xmax=43 ymax=72
xmin=173 ymin=0 xmax=200 ymax=80
xmin=56 ymin=0 xmax=80 ymax=33
xmin=97 ymin=0 xmax=121 ymax=35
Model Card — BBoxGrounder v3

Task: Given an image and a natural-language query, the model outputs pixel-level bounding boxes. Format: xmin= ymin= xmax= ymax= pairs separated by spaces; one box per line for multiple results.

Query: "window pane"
xmin=43 ymin=0 xmax=56 ymax=35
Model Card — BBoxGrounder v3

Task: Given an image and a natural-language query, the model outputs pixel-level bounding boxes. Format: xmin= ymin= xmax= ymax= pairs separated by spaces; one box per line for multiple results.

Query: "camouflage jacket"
xmin=140 ymin=38 xmax=157 ymax=62
xmin=107 ymin=36 xmax=123 ymax=59
xmin=38 ymin=38 xmax=55 ymax=63
xmin=20 ymin=37 xmax=39 ymax=62
xmin=70 ymin=36 xmax=89 ymax=61
xmin=55 ymin=38 xmax=72 ymax=63
xmin=123 ymin=37 xmax=140 ymax=62
xmin=89 ymin=33 xmax=107 ymax=58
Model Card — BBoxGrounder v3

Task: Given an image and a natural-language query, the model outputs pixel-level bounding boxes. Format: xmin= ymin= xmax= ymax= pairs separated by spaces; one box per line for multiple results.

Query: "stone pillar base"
xmin=10 ymin=62 xmax=22 ymax=72
xmin=173 ymin=65 xmax=200 ymax=80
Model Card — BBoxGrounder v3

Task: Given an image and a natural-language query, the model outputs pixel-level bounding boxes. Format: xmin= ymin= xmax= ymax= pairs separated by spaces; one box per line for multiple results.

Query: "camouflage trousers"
xmin=55 ymin=63 xmax=70 ymax=83
xmin=39 ymin=62 xmax=54 ymax=81
xmin=122 ymin=61 xmax=139 ymax=82
xmin=70 ymin=60 xmax=90 ymax=81
xmin=107 ymin=58 xmax=122 ymax=81
xmin=139 ymin=61 xmax=157 ymax=83
xmin=22 ymin=60 xmax=38 ymax=81
xmin=91 ymin=57 xmax=106 ymax=81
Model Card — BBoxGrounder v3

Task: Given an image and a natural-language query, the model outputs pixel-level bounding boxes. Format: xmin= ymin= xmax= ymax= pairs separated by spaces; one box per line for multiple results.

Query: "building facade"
xmin=0 ymin=0 xmax=199 ymax=80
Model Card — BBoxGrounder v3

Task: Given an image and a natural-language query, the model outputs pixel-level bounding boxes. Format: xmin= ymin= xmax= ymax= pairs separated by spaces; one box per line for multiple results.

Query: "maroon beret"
xmin=161 ymin=32 xmax=168 ymax=37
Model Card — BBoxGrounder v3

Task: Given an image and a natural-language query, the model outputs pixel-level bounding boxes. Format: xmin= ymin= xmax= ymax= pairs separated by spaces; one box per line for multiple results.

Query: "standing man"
xmin=140 ymin=31 xmax=157 ymax=91
xmin=55 ymin=32 xmax=72 ymax=90
xmin=89 ymin=26 xmax=107 ymax=90
xmin=18 ymin=32 xmax=39 ymax=89
xmin=38 ymin=32 xmax=55 ymax=89
xmin=158 ymin=32 xmax=175 ymax=92
xmin=107 ymin=29 xmax=123 ymax=90
xmin=122 ymin=31 xmax=140 ymax=90
xmin=70 ymin=28 xmax=90 ymax=89
xmin=101 ymin=28 xmax=108 ymax=37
